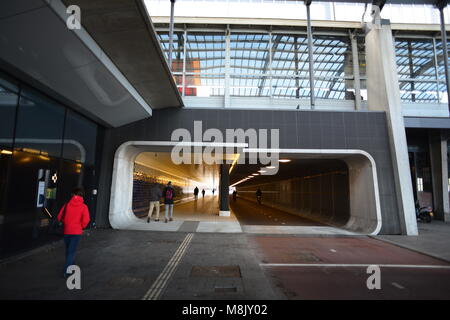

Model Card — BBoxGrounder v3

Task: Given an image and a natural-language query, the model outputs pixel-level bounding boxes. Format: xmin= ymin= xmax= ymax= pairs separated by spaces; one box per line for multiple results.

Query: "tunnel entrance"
xmin=132 ymin=151 xmax=222 ymax=220
xmin=229 ymin=158 xmax=350 ymax=229
xmin=110 ymin=142 xmax=381 ymax=235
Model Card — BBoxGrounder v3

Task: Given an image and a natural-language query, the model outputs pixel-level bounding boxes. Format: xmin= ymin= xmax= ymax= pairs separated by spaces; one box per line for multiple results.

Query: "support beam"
xmin=305 ymin=0 xmax=315 ymax=109
xmin=219 ymin=164 xmax=230 ymax=216
xmin=429 ymin=130 xmax=450 ymax=222
xmin=168 ymin=0 xmax=176 ymax=70
xmin=225 ymin=27 xmax=231 ymax=108
xmin=350 ymin=31 xmax=362 ymax=110
xmin=437 ymin=3 xmax=450 ymax=112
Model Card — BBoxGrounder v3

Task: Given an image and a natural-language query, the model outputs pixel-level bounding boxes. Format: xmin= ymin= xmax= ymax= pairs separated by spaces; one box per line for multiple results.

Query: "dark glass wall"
xmin=0 ymin=74 xmax=19 ymax=244
xmin=407 ymin=129 xmax=433 ymax=208
xmin=0 ymin=71 xmax=102 ymax=258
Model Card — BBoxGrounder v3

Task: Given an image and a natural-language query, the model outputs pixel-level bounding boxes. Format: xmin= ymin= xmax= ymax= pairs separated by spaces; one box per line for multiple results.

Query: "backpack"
xmin=165 ymin=188 xmax=173 ymax=200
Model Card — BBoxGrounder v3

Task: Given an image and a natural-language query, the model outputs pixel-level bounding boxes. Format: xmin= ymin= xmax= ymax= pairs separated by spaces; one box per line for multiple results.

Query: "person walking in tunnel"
xmin=163 ymin=181 xmax=175 ymax=223
xmin=256 ymin=188 xmax=262 ymax=205
xmin=232 ymin=190 xmax=237 ymax=201
xmin=57 ymin=187 xmax=90 ymax=278
xmin=147 ymin=183 xmax=162 ymax=223
xmin=202 ymin=189 xmax=205 ymax=198
xmin=194 ymin=186 xmax=199 ymax=200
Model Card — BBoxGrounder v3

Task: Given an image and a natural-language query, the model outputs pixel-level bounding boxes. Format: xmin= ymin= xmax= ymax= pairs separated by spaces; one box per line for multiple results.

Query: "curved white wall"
xmin=110 ymin=142 xmax=382 ymax=234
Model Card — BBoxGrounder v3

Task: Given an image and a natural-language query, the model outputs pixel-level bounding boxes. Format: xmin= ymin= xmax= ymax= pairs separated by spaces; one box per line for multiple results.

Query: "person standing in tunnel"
xmin=163 ymin=181 xmax=175 ymax=223
xmin=147 ymin=183 xmax=162 ymax=223
xmin=202 ymin=189 xmax=205 ymax=198
xmin=256 ymin=188 xmax=262 ymax=205
xmin=194 ymin=186 xmax=199 ymax=200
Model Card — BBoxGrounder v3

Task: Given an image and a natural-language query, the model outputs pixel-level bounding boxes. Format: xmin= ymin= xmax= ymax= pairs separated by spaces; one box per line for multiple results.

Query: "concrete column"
xmin=168 ymin=0 xmax=176 ymax=70
xmin=219 ymin=164 xmax=230 ymax=216
xmin=365 ymin=12 xmax=418 ymax=235
xmin=305 ymin=0 xmax=315 ymax=109
xmin=350 ymin=31 xmax=362 ymax=110
xmin=429 ymin=130 xmax=450 ymax=221
xmin=438 ymin=4 xmax=450 ymax=112
xmin=224 ymin=27 xmax=231 ymax=108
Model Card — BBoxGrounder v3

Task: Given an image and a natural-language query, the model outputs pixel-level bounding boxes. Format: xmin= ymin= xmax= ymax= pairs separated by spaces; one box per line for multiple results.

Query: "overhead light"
xmin=278 ymin=159 xmax=291 ymax=163
xmin=252 ymin=173 xmax=259 ymax=176
xmin=266 ymin=166 xmax=276 ymax=169
xmin=258 ymin=170 xmax=266 ymax=173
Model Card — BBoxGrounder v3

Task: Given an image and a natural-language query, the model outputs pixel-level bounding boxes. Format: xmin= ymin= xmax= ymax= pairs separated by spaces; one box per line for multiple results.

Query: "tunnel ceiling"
xmin=135 ymin=152 xmax=222 ymax=187
xmin=230 ymin=158 xmax=348 ymax=187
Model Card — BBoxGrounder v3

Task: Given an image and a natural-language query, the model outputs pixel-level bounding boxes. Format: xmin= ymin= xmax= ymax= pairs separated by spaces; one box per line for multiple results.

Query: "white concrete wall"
xmin=365 ymin=20 xmax=418 ymax=235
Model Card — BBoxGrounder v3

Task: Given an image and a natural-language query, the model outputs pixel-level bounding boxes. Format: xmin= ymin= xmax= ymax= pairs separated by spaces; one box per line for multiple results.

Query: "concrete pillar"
xmin=365 ymin=12 xmax=418 ymax=235
xmin=168 ymin=0 xmax=176 ymax=70
xmin=219 ymin=164 xmax=230 ymax=216
xmin=429 ymin=130 xmax=450 ymax=221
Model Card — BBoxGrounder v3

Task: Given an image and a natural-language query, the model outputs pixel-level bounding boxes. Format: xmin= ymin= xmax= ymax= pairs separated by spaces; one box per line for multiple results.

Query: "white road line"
xmin=391 ymin=282 xmax=405 ymax=289
xmin=330 ymin=249 xmax=337 ymax=253
xmin=260 ymin=263 xmax=450 ymax=269
xmin=143 ymin=233 xmax=194 ymax=300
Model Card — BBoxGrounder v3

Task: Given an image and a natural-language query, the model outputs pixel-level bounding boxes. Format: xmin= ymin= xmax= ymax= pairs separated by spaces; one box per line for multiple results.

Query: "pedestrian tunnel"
xmin=109 ymin=142 xmax=381 ymax=235
xmin=230 ymin=149 xmax=382 ymax=234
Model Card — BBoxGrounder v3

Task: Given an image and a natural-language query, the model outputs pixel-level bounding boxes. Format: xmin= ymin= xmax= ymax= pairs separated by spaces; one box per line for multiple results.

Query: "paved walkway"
xmin=0 ymin=230 xmax=280 ymax=300
xmin=1 ymin=229 xmax=450 ymax=299
xmin=123 ymin=196 xmax=356 ymax=235
xmin=375 ymin=221 xmax=450 ymax=263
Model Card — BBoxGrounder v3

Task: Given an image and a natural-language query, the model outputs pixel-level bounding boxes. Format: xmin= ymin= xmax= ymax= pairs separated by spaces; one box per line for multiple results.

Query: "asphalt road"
xmin=230 ymin=196 xmax=323 ymax=226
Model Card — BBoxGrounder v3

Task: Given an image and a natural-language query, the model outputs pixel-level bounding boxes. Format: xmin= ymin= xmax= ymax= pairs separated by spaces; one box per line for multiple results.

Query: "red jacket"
xmin=57 ymin=195 xmax=90 ymax=235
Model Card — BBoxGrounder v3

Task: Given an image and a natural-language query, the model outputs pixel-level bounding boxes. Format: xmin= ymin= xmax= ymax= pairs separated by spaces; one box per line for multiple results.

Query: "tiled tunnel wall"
xmin=237 ymin=170 xmax=350 ymax=226
xmin=132 ymin=172 xmax=185 ymax=216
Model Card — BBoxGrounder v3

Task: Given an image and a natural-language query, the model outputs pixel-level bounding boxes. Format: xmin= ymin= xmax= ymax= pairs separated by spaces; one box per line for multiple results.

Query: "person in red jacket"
xmin=57 ymin=187 xmax=90 ymax=277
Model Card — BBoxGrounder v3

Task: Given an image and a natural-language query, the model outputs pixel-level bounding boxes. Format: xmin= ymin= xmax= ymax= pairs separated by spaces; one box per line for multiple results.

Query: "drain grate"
xmin=190 ymin=266 xmax=242 ymax=278
xmin=214 ymin=286 xmax=238 ymax=293
xmin=108 ymin=276 xmax=146 ymax=288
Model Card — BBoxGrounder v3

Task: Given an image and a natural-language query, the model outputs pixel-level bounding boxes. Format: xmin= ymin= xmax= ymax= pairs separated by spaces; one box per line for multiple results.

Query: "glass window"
xmin=230 ymin=75 xmax=270 ymax=97
xmin=313 ymin=35 xmax=353 ymax=78
xmin=0 ymin=74 xmax=18 ymax=233
xmin=0 ymin=74 xmax=18 ymax=150
xmin=184 ymin=75 xmax=224 ymax=97
xmin=395 ymin=38 xmax=439 ymax=103
xmin=271 ymin=34 xmax=308 ymax=76
xmin=62 ymin=110 xmax=97 ymax=166
xmin=186 ymin=32 xmax=226 ymax=74
xmin=230 ymin=33 xmax=270 ymax=75
xmin=313 ymin=35 xmax=354 ymax=101
xmin=158 ymin=31 xmax=185 ymax=72
xmin=272 ymin=76 xmax=310 ymax=99
xmin=14 ymin=86 xmax=65 ymax=158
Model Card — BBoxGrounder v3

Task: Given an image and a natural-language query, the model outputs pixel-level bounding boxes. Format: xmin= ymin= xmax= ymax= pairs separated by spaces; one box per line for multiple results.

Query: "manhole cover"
xmin=190 ymin=266 xmax=242 ymax=278
xmin=297 ymin=252 xmax=322 ymax=262
xmin=108 ymin=276 xmax=146 ymax=288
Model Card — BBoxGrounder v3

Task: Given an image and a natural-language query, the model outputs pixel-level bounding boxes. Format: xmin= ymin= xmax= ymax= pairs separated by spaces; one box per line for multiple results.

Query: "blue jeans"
xmin=165 ymin=204 xmax=174 ymax=219
xmin=64 ymin=235 xmax=81 ymax=275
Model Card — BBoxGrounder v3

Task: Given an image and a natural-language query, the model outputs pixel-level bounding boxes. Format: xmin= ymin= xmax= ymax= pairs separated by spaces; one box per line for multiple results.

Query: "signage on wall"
xmin=36 ymin=181 xmax=45 ymax=208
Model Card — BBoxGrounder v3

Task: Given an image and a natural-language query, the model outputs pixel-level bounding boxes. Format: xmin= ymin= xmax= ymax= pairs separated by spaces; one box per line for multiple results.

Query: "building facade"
xmin=0 ymin=0 xmax=449 ymax=257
